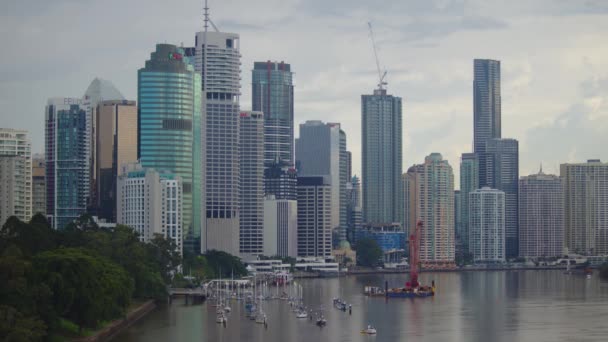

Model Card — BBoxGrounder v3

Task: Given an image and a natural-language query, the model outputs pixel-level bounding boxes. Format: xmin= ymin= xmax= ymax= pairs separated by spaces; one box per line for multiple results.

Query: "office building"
xmin=263 ymin=195 xmax=297 ymax=258
xmin=0 ymin=129 xmax=31 ymax=223
xmin=484 ymin=138 xmax=519 ymax=258
xmin=252 ymin=61 xmax=294 ymax=166
xmin=347 ymin=175 xmax=362 ymax=243
xmin=239 ymin=110 xmax=264 ymax=256
xmin=45 ymin=98 xmax=89 ymax=229
xmin=473 ymin=59 xmax=501 ymax=188
xmin=95 ymin=100 xmax=137 ymax=221
xmin=519 ymin=169 xmax=564 ymax=258
xmin=346 ymin=151 xmax=352 ymax=181
xmin=459 ymin=152 xmax=479 ymax=251
xmin=455 ymin=190 xmax=461 ymax=250
xmin=32 ymin=155 xmax=45 ymax=215
xmin=357 ymin=223 xmax=406 ymax=263
xmin=561 ymin=160 xmax=608 ymax=255
xmin=117 ymin=164 xmax=182 ymax=252
xmin=194 ymin=17 xmax=241 ymax=255
xmin=361 ymin=89 xmax=403 ymax=226
xmin=297 ymin=176 xmax=332 ymax=257
xmin=264 ymin=161 xmax=297 ymax=200
xmin=469 ymin=187 xmax=505 ymax=263
xmin=405 ymin=153 xmax=455 ymax=267
xmin=138 ymin=44 xmax=201 ymax=246
xmin=296 ymin=121 xmax=347 ymax=242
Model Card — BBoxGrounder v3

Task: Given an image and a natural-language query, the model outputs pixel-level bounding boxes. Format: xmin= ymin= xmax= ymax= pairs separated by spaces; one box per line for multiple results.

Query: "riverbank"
xmin=73 ymin=300 xmax=156 ymax=342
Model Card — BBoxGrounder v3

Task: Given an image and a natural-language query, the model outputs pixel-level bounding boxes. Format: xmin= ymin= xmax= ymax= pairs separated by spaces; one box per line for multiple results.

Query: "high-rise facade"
xmin=361 ymin=89 xmax=403 ymax=226
xmin=117 ymin=164 xmax=183 ymax=252
xmin=0 ymin=129 xmax=31 ymax=223
xmin=519 ymin=170 xmax=564 ymax=258
xmin=264 ymin=161 xmax=297 ymax=200
xmin=484 ymin=138 xmax=519 ymax=258
xmin=263 ymin=195 xmax=297 ymax=258
xmin=252 ymin=61 xmax=294 ymax=166
xmin=469 ymin=187 xmax=505 ymax=263
xmin=296 ymin=121 xmax=347 ymax=242
xmin=459 ymin=152 xmax=479 ymax=252
xmin=561 ymin=160 xmax=608 ymax=255
xmin=297 ymin=176 xmax=332 ymax=257
xmin=138 ymin=44 xmax=201 ymax=246
xmin=473 ymin=59 xmax=501 ymax=188
xmin=95 ymin=100 xmax=137 ymax=222
xmin=405 ymin=153 xmax=455 ymax=266
xmin=45 ymin=98 xmax=89 ymax=229
xmin=455 ymin=190 xmax=461 ymax=249
xmin=31 ymin=155 xmax=46 ymax=215
xmin=239 ymin=110 xmax=264 ymax=256
xmin=347 ymin=175 xmax=362 ymax=243
xmin=194 ymin=25 xmax=241 ymax=255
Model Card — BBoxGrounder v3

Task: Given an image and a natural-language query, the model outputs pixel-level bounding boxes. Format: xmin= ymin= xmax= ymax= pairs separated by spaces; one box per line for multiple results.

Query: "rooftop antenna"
xmin=368 ymin=22 xmax=387 ymax=91
xmin=204 ymin=0 xmax=219 ymax=33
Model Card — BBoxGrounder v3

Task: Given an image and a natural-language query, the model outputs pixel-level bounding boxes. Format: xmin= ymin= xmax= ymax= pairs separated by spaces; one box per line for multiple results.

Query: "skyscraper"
xmin=347 ymin=175 xmax=362 ymax=243
xmin=0 ymin=128 xmax=31 ymax=223
xmin=519 ymin=169 xmax=564 ymax=258
xmin=95 ymin=100 xmax=137 ymax=222
xmin=264 ymin=161 xmax=297 ymax=200
xmin=484 ymin=138 xmax=519 ymax=258
xmin=361 ymin=89 xmax=403 ymax=226
xmin=239 ymin=110 xmax=264 ymax=257
xmin=561 ymin=160 xmax=608 ymax=255
xmin=138 ymin=44 xmax=201 ymax=246
xmin=459 ymin=152 xmax=479 ymax=252
xmin=45 ymin=98 xmax=89 ymax=229
xmin=252 ymin=61 xmax=294 ymax=166
xmin=405 ymin=153 xmax=455 ymax=267
xmin=473 ymin=59 xmax=501 ymax=188
xmin=296 ymin=121 xmax=346 ymax=242
xmin=297 ymin=176 xmax=332 ymax=257
xmin=263 ymin=195 xmax=297 ymax=258
xmin=195 ymin=15 xmax=241 ymax=255
xmin=32 ymin=154 xmax=45 ymax=215
xmin=469 ymin=187 xmax=505 ymax=263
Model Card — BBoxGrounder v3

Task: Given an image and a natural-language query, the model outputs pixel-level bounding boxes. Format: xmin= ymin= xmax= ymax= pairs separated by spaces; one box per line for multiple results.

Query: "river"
xmin=114 ymin=270 xmax=608 ymax=342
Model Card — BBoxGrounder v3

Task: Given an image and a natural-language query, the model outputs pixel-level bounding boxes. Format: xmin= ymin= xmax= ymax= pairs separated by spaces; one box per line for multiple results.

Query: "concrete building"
xmin=194 ymin=18 xmax=241 ymax=255
xmin=469 ymin=187 xmax=505 ymax=262
xmin=297 ymin=176 xmax=332 ymax=258
xmin=484 ymin=138 xmax=519 ymax=258
xmin=45 ymin=98 xmax=89 ymax=229
xmin=295 ymin=121 xmax=347 ymax=242
xmin=473 ymin=59 xmax=501 ymax=188
xmin=264 ymin=161 xmax=297 ymax=200
xmin=361 ymin=88 xmax=403 ymax=227
xmin=263 ymin=195 xmax=297 ymax=258
xmin=357 ymin=223 xmax=406 ymax=263
xmin=561 ymin=160 xmax=608 ymax=255
xmin=0 ymin=129 xmax=31 ymax=224
xmin=405 ymin=153 xmax=455 ymax=267
xmin=239 ymin=110 xmax=264 ymax=256
xmin=519 ymin=169 xmax=564 ymax=258
xmin=459 ymin=152 xmax=479 ymax=252
xmin=117 ymin=164 xmax=183 ymax=252
xmin=95 ymin=100 xmax=137 ymax=222
xmin=138 ymin=44 xmax=201 ymax=248
xmin=32 ymin=155 xmax=45 ymax=215
xmin=252 ymin=61 xmax=294 ymax=166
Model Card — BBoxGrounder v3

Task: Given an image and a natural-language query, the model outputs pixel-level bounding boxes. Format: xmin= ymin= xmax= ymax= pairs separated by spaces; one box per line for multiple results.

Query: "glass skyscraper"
xmin=361 ymin=89 xmax=403 ymax=226
xmin=459 ymin=152 xmax=479 ymax=252
xmin=138 ymin=44 xmax=201 ymax=242
xmin=252 ymin=61 xmax=294 ymax=166
xmin=45 ymin=98 xmax=89 ymax=229
xmin=473 ymin=59 xmax=501 ymax=187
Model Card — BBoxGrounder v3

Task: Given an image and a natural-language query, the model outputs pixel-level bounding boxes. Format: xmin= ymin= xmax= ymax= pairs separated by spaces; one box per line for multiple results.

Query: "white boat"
xmin=296 ymin=310 xmax=308 ymax=319
xmin=361 ymin=325 xmax=377 ymax=335
xmin=216 ymin=313 xmax=227 ymax=324
xmin=255 ymin=313 xmax=267 ymax=324
xmin=224 ymin=305 xmax=231 ymax=313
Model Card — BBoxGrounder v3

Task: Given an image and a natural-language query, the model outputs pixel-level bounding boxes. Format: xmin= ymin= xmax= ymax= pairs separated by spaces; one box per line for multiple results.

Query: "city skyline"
xmin=2 ymin=1 xmax=608 ymax=186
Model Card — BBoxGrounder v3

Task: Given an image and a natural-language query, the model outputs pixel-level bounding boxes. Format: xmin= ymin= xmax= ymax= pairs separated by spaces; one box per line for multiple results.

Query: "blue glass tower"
xmin=138 ymin=44 xmax=201 ymax=241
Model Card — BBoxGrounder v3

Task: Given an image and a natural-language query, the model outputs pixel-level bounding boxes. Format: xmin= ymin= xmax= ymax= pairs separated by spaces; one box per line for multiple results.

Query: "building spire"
xmin=203 ymin=0 xmax=209 ymax=32
xmin=539 ymin=163 xmax=544 ymax=175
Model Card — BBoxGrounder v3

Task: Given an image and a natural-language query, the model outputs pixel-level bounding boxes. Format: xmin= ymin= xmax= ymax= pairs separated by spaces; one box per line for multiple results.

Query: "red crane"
xmin=407 ymin=220 xmax=423 ymax=288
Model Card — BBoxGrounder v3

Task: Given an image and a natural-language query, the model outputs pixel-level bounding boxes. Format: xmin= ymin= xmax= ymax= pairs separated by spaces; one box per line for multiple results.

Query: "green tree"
xmin=355 ymin=238 xmax=383 ymax=267
xmin=33 ymin=248 xmax=133 ymax=332
xmin=205 ymin=250 xmax=247 ymax=278
xmin=1 ymin=216 xmax=57 ymax=256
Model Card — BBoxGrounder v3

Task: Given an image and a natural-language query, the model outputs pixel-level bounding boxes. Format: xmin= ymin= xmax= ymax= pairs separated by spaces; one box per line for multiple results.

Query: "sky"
xmin=1 ymin=0 xmax=608 ymax=187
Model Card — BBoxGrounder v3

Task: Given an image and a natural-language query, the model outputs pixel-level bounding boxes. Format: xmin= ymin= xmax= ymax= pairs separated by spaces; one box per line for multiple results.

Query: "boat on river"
xmin=361 ymin=325 xmax=377 ymax=335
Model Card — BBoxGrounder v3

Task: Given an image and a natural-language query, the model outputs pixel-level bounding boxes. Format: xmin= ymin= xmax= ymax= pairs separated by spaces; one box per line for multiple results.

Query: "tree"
xmin=33 ymin=248 xmax=133 ymax=332
xmin=355 ymin=238 xmax=383 ymax=267
xmin=204 ymin=250 xmax=247 ymax=278
xmin=1 ymin=216 xmax=57 ymax=256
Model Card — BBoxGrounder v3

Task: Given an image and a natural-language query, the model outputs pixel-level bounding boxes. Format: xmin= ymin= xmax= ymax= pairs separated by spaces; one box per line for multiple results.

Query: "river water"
xmin=114 ymin=270 xmax=608 ymax=342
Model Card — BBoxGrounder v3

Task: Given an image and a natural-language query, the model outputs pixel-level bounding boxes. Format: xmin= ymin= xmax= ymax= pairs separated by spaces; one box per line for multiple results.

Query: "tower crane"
xmin=367 ymin=22 xmax=387 ymax=91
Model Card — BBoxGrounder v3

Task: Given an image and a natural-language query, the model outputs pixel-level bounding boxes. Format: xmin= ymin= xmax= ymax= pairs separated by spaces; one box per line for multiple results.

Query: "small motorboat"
xmin=316 ymin=316 xmax=327 ymax=327
xmin=296 ymin=310 xmax=308 ymax=319
xmin=361 ymin=325 xmax=377 ymax=335
xmin=224 ymin=305 xmax=231 ymax=313
xmin=216 ymin=313 xmax=227 ymax=324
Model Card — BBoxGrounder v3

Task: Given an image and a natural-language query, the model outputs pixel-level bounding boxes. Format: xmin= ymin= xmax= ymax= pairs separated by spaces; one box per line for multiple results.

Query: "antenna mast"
xmin=368 ymin=22 xmax=387 ymax=91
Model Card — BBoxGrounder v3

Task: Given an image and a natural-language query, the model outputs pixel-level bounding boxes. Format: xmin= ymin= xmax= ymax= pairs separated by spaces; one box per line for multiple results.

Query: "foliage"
xmin=204 ymin=250 xmax=247 ymax=278
xmin=183 ymin=251 xmax=214 ymax=282
xmin=355 ymin=238 xmax=383 ymax=267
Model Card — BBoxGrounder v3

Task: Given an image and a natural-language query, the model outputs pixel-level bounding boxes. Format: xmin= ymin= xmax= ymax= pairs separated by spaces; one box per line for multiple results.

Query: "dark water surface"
xmin=114 ymin=271 xmax=608 ymax=342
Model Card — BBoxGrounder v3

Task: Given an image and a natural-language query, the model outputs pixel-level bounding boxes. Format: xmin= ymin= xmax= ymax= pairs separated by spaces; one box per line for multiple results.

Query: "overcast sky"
xmin=1 ymin=0 xmax=608 ymax=186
